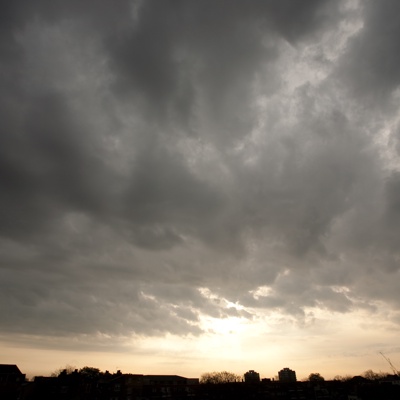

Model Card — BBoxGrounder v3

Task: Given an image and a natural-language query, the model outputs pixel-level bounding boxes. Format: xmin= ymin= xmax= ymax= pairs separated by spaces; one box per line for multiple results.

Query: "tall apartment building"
xmin=244 ymin=370 xmax=260 ymax=383
xmin=278 ymin=367 xmax=296 ymax=382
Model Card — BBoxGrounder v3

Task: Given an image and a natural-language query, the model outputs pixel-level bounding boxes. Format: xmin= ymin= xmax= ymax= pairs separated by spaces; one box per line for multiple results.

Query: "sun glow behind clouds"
xmin=3 ymin=296 xmax=400 ymax=380
xmin=201 ymin=315 xmax=249 ymax=335
xmin=198 ymin=287 xmax=250 ymax=334
xmin=191 ymin=283 xmax=400 ymax=378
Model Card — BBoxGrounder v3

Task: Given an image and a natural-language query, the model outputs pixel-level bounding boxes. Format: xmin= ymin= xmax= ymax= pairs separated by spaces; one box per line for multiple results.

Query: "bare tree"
xmin=200 ymin=371 xmax=241 ymax=384
xmin=50 ymin=364 xmax=76 ymax=377
xmin=79 ymin=366 xmax=101 ymax=378
xmin=333 ymin=375 xmax=353 ymax=382
xmin=362 ymin=369 xmax=388 ymax=380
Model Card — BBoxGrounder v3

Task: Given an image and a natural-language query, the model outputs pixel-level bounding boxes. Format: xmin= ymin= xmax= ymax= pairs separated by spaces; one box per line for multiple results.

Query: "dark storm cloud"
xmin=339 ymin=0 xmax=400 ymax=102
xmin=1 ymin=0 xmax=400 ymax=347
xmin=109 ymin=0 xmax=339 ymax=136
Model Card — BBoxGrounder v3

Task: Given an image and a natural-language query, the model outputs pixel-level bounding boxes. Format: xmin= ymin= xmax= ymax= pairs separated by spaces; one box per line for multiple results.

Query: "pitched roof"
xmin=0 ymin=364 xmax=23 ymax=374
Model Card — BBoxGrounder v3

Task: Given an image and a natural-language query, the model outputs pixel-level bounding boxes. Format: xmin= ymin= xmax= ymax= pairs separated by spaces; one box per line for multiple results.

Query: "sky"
xmin=1 ymin=0 xmax=400 ymax=381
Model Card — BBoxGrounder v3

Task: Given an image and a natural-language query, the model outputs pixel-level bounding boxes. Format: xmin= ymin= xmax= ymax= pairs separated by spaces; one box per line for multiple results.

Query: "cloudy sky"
xmin=1 ymin=0 xmax=400 ymax=380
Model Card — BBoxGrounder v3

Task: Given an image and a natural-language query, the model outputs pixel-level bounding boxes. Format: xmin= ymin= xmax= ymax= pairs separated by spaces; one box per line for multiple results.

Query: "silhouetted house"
xmin=19 ymin=370 xmax=200 ymax=400
xmin=378 ymin=374 xmax=400 ymax=385
xmin=313 ymin=386 xmax=330 ymax=400
xmin=278 ymin=367 xmax=296 ymax=382
xmin=24 ymin=376 xmax=58 ymax=399
xmin=244 ymin=370 xmax=260 ymax=383
xmin=97 ymin=373 xmax=146 ymax=400
xmin=0 ymin=364 xmax=26 ymax=400
xmin=142 ymin=375 xmax=199 ymax=399
xmin=23 ymin=369 xmax=106 ymax=400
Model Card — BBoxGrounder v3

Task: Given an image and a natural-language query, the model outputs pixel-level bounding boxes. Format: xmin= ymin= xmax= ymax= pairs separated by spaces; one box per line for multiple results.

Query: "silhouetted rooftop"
xmin=0 ymin=364 xmax=23 ymax=375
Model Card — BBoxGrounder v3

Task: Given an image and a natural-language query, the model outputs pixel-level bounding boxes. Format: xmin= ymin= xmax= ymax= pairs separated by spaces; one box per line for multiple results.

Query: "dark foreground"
xmin=2 ymin=365 xmax=400 ymax=400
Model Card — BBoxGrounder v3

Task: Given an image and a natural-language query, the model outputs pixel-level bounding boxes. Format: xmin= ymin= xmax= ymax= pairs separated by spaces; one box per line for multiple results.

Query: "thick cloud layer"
xmin=1 ymin=0 xmax=400 ymax=351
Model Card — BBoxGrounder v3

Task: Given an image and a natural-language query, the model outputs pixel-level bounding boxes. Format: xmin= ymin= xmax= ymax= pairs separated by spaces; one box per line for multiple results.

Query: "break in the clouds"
xmin=1 ymin=0 xmax=400 ymax=375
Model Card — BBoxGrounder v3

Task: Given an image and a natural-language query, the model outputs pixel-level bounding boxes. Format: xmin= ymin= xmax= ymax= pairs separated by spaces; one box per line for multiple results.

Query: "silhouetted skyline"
xmin=3 ymin=363 xmax=400 ymax=400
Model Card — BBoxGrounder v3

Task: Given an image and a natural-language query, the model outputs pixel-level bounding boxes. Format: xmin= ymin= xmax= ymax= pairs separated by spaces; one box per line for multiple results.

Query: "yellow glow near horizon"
xmin=2 ymin=303 xmax=400 ymax=381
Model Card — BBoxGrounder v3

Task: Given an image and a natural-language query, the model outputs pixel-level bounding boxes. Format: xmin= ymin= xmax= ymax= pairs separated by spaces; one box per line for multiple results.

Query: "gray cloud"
xmin=338 ymin=0 xmax=400 ymax=103
xmin=1 ymin=0 xmax=400 ymax=351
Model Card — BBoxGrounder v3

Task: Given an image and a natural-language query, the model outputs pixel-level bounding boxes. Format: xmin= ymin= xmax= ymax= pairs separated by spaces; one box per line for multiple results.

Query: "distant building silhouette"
xmin=244 ymin=370 xmax=260 ymax=383
xmin=22 ymin=371 xmax=199 ymax=399
xmin=0 ymin=364 xmax=26 ymax=400
xmin=278 ymin=367 xmax=296 ymax=382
